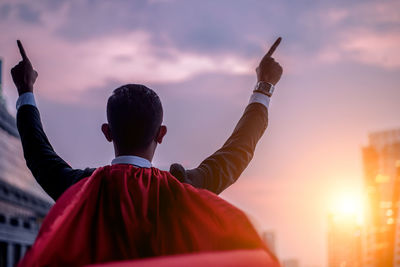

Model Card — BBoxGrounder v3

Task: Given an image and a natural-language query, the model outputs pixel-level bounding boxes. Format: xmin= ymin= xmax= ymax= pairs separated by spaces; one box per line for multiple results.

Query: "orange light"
xmin=330 ymin=190 xmax=364 ymax=225
xmin=375 ymin=174 xmax=390 ymax=183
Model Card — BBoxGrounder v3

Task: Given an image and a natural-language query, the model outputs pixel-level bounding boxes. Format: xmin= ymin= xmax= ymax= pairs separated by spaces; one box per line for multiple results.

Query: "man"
xmin=12 ymin=39 xmax=283 ymax=266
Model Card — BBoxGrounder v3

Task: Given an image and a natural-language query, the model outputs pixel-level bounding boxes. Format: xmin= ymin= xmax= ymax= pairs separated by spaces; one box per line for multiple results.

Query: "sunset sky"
xmin=1 ymin=0 xmax=400 ymax=266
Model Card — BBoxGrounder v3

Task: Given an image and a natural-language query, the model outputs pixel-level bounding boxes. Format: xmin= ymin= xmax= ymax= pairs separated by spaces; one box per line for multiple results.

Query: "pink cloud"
xmin=4 ymin=30 xmax=253 ymax=102
xmin=0 ymin=7 xmax=254 ymax=103
xmin=302 ymin=0 xmax=400 ymax=69
xmin=356 ymin=1 xmax=400 ymax=24
xmin=340 ymin=29 xmax=400 ymax=69
xmin=315 ymin=28 xmax=400 ymax=69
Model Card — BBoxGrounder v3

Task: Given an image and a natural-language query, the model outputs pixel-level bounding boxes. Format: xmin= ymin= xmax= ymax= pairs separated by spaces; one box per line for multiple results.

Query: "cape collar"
xmin=111 ymin=155 xmax=152 ymax=168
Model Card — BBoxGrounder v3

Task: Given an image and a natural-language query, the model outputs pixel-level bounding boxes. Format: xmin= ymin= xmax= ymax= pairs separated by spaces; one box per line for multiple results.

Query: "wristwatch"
xmin=253 ymin=81 xmax=275 ymax=97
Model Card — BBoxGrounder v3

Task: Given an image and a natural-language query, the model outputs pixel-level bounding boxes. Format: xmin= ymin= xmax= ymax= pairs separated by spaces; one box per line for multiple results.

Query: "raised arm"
xmin=11 ymin=40 xmax=95 ymax=200
xmin=170 ymin=38 xmax=283 ymax=194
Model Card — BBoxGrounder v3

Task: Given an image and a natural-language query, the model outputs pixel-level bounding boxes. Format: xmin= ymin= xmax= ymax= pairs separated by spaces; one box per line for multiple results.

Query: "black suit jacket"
xmin=17 ymin=103 xmax=268 ymax=201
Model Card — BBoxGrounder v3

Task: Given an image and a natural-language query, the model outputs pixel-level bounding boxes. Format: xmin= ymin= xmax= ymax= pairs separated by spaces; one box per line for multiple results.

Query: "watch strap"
xmin=253 ymin=89 xmax=272 ymax=97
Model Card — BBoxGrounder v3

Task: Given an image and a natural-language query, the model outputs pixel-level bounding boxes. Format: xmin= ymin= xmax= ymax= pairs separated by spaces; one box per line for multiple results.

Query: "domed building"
xmin=0 ymin=59 xmax=52 ymax=267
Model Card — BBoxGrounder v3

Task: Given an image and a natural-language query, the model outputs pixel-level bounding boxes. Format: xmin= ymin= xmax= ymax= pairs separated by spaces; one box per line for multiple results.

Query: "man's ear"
xmin=101 ymin=123 xmax=113 ymax=142
xmin=155 ymin=125 xmax=167 ymax=144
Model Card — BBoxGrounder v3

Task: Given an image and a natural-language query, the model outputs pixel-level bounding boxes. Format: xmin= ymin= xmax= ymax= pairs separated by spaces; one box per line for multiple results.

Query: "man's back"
xmin=19 ymin=164 xmax=276 ymax=266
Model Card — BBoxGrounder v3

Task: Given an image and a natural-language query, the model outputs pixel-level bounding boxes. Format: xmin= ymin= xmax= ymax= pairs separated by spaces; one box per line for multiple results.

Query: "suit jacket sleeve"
xmin=17 ymin=105 xmax=96 ymax=201
xmin=170 ymin=102 xmax=268 ymax=194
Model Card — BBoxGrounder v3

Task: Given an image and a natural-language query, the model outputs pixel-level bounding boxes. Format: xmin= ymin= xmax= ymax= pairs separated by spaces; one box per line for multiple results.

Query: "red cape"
xmin=19 ymin=165 xmax=279 ymax=266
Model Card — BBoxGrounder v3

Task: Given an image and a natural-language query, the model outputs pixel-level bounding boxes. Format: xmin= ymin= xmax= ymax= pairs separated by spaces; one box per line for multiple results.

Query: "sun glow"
xmin=330 ymin=190 xmax=365 ymax=225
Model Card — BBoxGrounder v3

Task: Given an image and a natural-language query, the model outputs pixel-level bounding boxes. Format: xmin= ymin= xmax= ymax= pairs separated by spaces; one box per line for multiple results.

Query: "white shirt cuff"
xmin=16 ymin=92 xmax=37 ymax=110
xmin=249 ymin=92 xmax=270 ymax=109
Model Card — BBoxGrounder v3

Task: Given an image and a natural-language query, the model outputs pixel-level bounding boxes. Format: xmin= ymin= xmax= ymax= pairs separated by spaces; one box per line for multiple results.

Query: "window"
xmin=14 ymin=192 xmax=21 ymax=200
xmin=9 ymin=218 xmax=19 ymax=227
xmin=1 ymin=186 xmax=9 ymax=195
xmin=23 ymin=221 xmax=31 ymax=229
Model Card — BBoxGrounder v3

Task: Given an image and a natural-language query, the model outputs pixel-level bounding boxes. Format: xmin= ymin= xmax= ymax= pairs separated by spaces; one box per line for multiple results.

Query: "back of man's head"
xmin=106 ymin=84 xmax=163 ymax=151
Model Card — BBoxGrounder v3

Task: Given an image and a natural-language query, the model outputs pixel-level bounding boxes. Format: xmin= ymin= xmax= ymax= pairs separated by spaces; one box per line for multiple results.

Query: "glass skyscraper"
xmin=363 ymin=129 xmax=400 ymax=266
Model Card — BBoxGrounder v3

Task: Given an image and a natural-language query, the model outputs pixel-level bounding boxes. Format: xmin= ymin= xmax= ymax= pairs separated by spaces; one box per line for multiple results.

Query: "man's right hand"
xmin=11 ymin=40 xmax=38 ymax=96
xmin=256 ymin=37 xmax=283 ymax=85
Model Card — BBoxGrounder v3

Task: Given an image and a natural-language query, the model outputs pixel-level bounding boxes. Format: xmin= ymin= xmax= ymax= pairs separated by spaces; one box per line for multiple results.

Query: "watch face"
xmin=259 ymin=82 xmax=273 ymax=94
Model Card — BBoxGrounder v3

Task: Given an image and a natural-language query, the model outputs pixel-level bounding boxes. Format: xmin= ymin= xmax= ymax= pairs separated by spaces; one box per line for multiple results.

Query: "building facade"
xmin=362 ymin=129 xmax=400 ymax=266
xmin=0 ymin=59 xmax=52 ymax=267
xmin=327 ymin=213 xmax=362 ymax=267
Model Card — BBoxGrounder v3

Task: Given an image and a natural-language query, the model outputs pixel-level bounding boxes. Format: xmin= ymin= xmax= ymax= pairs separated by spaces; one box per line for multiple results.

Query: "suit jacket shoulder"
xmin=170 ymin=103 xmax=268 ymax=194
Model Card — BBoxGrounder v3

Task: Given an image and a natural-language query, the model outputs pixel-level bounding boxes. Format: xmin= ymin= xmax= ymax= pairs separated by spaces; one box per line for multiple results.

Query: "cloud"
xmin=0 ymin=3 xmax=12 ymax=19
xmin=7 ymin=0 xmax=399 ymax=102
xmin=300 ymin=1 xmax=400 ymax=69
xmin=16 ymin=3 xmax=42 ymax=24
xmin=340 ymin=28 xmax=400 ymax=69
xmin=315 ymin=27 xmax=400 ymax=69
xmin=351 ymin=0 xmax=400 ymax=25
xmin=0 ymin=0 xmax=286 ymax=58
xmin=3 ymin=0 xmax=399 ymax=73
xmin=38 ymin=31 xmax=254 ymax=101
xmin=0 ymin=1 xmax=43 ymax=24
xmin=1 ymin=21 xmax=254 ymax=103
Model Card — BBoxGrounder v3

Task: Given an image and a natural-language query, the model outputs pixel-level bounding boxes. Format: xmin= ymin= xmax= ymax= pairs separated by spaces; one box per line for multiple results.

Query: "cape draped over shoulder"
xmin=19 ymin=165 xmax=279 ymax=266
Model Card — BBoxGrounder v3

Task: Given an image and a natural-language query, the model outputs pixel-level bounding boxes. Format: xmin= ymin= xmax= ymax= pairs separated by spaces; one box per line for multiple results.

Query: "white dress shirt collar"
xmin=111 ymin=155 xmax=152 ymax=168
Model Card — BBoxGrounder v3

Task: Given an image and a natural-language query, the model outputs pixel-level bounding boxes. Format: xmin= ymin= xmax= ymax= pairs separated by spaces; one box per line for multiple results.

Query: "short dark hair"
xmin=107 ymin=84 xmax=163 ymax=150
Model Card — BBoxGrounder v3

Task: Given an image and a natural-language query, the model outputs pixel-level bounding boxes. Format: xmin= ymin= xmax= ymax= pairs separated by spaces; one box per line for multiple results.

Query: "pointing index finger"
xmin=17 ymin=40 xmax=29 ymax=62
xmin=266 ymin=37 xmax=282 ymax=58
